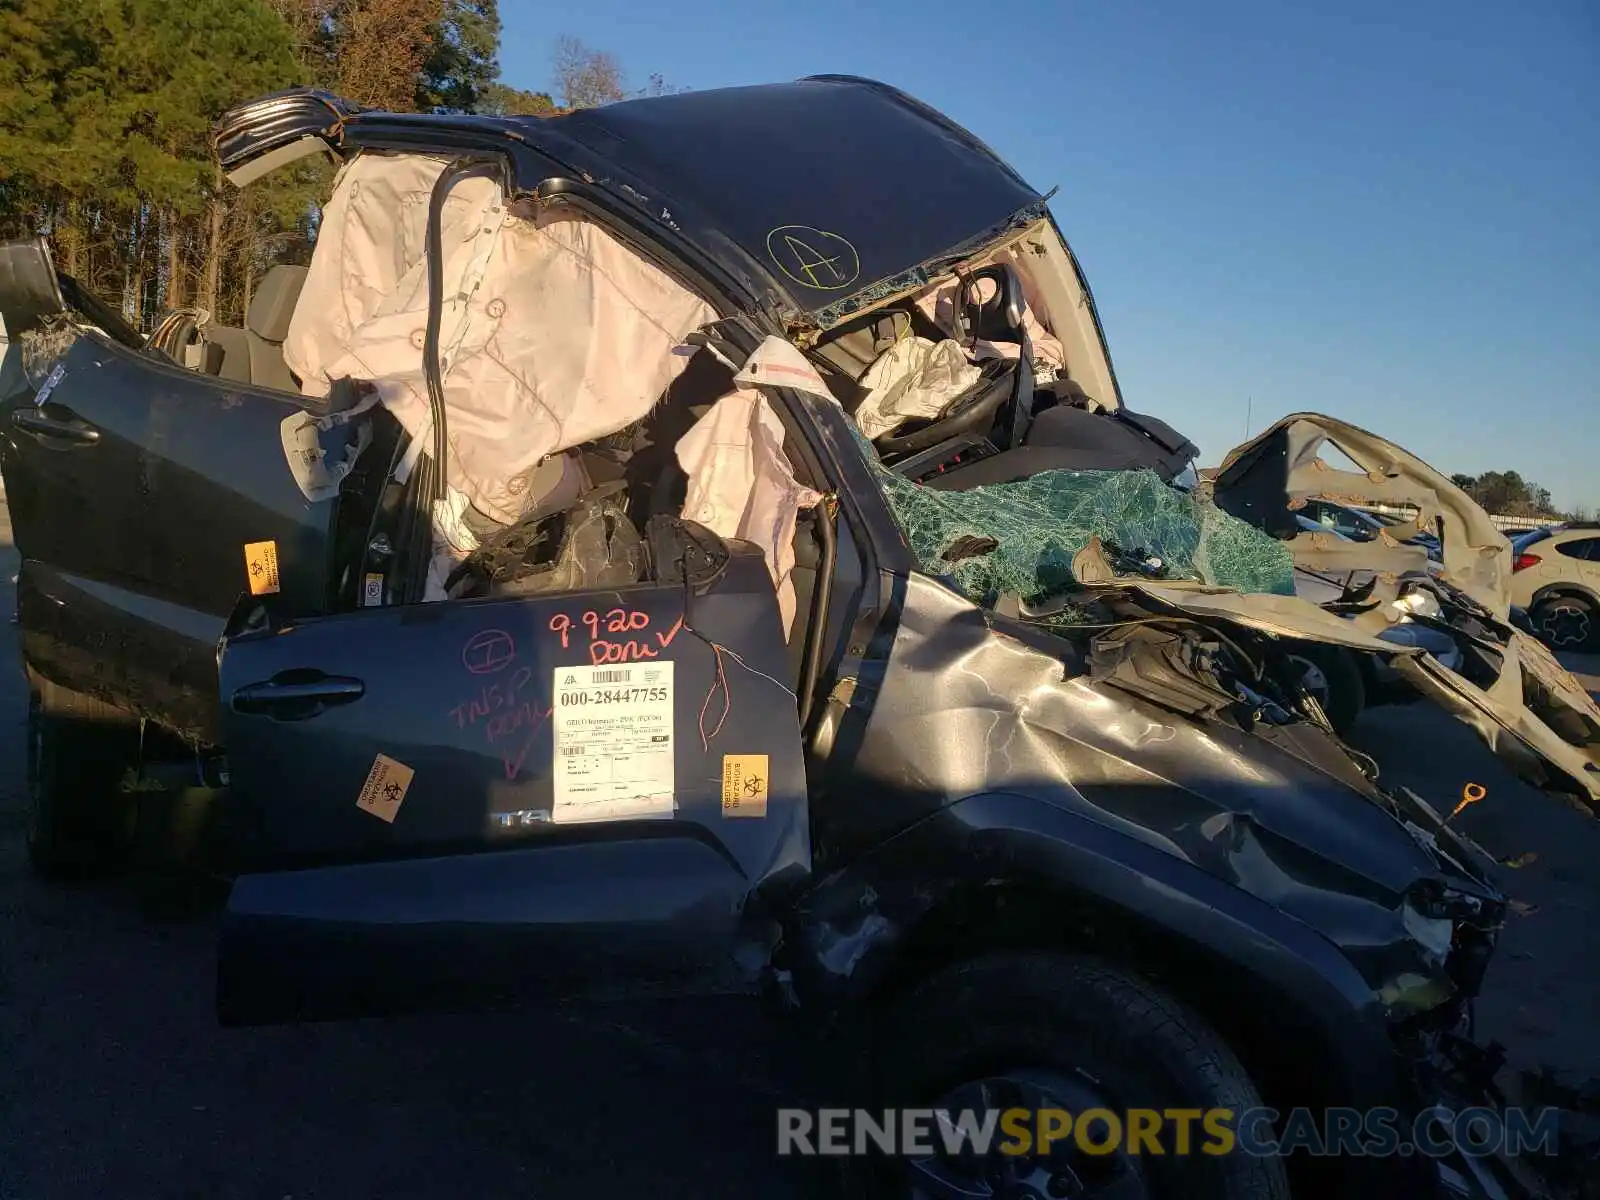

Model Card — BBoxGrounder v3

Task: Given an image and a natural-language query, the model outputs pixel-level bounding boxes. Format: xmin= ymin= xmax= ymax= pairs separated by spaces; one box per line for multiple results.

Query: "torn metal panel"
xmin=1129 ymin=583 xmax=1435 ymax=655
xmin=213 ymin=88 xmax=363 ymax=184
xmin=1209 ymin=412 xmax=1599 ymax=811
xmin=1215 ymin=412 xmax=1510 ymax=617
xmin=1120 ymin=579 xmax=1600 ymax=812
xmin=1278 ymin=527 xmax=1431 ymax=582
xmin=1394 ymin=632 xmax=1600 ymax=806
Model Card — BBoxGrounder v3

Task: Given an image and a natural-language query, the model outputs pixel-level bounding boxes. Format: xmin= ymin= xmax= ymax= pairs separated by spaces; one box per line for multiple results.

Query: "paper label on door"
xmin=721 ymin=754 xmax=769 ymax=818
xmin=362 ymin=572 xmax=385 ymax=608
xmin=356 ymin=753 xmax=414 ymax=823
xmin=243 ymin=540 xmax=280 ymax=595
xmin=551 ymin=663 xmax=675 ymax=824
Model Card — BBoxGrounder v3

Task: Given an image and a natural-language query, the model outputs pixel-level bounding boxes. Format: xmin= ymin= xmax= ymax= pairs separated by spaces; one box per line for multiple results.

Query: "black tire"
xmin=25 ymin=675 xmax=141 ymax=878
xmin=871 ymin=953 xmax=1290 ymax=1200
xmin=1287 ymin=643 xmax=1365 ymax=736
xmin=1529 ymin=595 xmax=1598 ymax=653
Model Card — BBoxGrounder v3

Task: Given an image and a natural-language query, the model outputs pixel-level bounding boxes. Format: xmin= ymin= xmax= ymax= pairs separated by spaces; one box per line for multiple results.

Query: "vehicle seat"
xmin=243 ymin=265 xmax=308 ymax=392
xmin=625 ymin=349 xmax=737 ymax=526
xmin=195 ymin=264 xmax=308 ymax=390
xmin=872 ymin=264 xmax=1036 ymax=477
xmin=197 ymin=320 xmax=251 ymax=384
xmin=958 ymin=263 xmax=1035 ymax=448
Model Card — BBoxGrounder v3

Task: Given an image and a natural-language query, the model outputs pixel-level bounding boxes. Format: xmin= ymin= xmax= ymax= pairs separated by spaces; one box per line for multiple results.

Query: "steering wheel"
xmin=872 ymin=358 xmax=1014 ymax=460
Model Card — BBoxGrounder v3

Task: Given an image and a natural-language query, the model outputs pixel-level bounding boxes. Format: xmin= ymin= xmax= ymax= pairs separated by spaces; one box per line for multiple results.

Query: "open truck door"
xmin=215 ymin=532 xmax=811 ymax=1025
xmin=0 ymin=237 xmax=388 ymax=744
xmin=4 ymin=92 xmax=825 ymax=1026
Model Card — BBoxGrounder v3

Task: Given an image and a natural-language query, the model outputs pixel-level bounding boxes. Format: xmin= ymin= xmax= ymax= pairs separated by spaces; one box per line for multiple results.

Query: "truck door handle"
xmin=231 ymin=673 xmax=365 ymax=720
xmin=13 ymin=407 xmax=101 ymax=445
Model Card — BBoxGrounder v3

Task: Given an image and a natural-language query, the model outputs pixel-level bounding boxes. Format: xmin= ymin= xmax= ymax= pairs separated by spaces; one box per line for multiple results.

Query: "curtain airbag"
xmin=674 ymin=339 xmax=826 ymax=636
xmin=284 ymin=152 xmax=717 ymax=526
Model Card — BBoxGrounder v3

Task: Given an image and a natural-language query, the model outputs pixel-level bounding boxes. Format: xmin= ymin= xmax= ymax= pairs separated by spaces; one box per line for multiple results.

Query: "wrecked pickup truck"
xmin=0 ymin=78 xmax=1574 ymax=1199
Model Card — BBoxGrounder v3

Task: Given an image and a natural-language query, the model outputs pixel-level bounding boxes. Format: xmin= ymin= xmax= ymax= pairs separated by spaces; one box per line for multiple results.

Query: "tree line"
xmin=1447 ymin=471 xmax=1589 ymax=522
xmin=0 ymin=0 xmax=669 ymax=330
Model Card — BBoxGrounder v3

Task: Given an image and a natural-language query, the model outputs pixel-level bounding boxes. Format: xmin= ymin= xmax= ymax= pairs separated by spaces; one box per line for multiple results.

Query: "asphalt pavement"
xmin=1 ymin=504 xmax=1597 ymax=1198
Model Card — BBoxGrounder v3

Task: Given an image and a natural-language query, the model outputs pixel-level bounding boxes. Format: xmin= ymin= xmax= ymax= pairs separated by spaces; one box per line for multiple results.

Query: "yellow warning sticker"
xmin=243 ymin=540 xmax=280 ymax=596
xmin=721 ymin=754 xmax=769 ymax=818
xmin=356 ymin=754 xmax=415 ymax=824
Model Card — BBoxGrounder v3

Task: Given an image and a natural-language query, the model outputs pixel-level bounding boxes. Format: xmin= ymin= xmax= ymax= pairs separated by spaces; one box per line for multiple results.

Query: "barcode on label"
xmin=560 ymin=746 xmax=587 ymax=756
xmin=590 ymin=669 xmax=632 ymax=684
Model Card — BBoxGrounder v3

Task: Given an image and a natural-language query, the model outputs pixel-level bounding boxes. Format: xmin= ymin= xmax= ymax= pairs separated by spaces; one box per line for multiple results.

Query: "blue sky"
xmin=500 ymin=0 xmax=1599 ymax=510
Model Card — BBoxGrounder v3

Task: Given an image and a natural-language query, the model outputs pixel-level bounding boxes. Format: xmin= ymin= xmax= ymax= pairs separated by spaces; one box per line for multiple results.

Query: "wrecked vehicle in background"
xmin=1210 ymin=446 xmax=1481 ymax=735
xmin=1213 ymin=413 xmax=1600 ymax=811
xmin=1284 ymin=555 xmax=1466 ymax=735
xmin=1300 ymin=496 xmax=1444 ymax=561
xmin=0 ymin=78 xmax=1562 ymax=1198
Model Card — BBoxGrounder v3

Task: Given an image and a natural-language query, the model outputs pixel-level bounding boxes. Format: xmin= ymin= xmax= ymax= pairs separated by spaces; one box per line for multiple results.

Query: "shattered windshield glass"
xmin=850 ymin=430 xmax=1296 ymax=606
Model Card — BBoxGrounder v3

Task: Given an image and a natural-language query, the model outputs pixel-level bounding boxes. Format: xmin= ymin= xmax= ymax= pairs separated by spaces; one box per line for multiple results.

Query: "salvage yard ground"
xmin=1 ymin=502 xmax=1596 ymax=1199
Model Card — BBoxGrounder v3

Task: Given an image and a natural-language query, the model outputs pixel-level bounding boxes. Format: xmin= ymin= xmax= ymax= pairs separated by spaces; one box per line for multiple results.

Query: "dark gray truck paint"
xmin=0 ymin=79 xmax=1540 ymax=1200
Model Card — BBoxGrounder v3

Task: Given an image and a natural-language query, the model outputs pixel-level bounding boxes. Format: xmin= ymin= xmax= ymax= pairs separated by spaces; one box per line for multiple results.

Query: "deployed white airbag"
xmin=853 ymin=335 xmax=981 ymax=440
xmin=675 ymin=338 xmax=826 ymax=637
xmin=284 ymin=154 xmax=497 ymax=395
xmin=285 ymin=152 xmax=717 ymax=526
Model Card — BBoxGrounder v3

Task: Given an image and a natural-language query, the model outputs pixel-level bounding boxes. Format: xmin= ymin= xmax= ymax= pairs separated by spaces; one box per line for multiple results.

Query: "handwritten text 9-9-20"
xmin=548 ymin=608 xmax=684 ymax=665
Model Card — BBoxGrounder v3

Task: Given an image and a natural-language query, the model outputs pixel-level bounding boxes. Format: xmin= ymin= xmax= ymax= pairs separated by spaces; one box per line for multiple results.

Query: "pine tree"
xmin=0 ymin=1 xmax=676 ymax=324
xmin=419 ymin=0 xmax=502 ymax=112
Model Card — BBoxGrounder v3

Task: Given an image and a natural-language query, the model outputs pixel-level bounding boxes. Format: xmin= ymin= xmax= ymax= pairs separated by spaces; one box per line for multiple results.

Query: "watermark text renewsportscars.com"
xmin=777 ymin=1106 xmax=1561 ymax=1159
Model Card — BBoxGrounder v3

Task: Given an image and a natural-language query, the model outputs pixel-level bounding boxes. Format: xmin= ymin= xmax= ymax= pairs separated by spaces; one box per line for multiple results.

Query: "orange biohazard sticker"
xmin=243 ymin=540 xmax=280 ymax=596
xmin=356 ymin=754 xmax=415 ymax=823
xmin=721 ymin=754 xmax=769 ymax=818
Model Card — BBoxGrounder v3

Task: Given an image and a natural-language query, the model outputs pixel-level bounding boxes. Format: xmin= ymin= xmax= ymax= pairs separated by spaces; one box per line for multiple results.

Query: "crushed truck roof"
xmin=215 ymin=78 xmax=1061 ymax=335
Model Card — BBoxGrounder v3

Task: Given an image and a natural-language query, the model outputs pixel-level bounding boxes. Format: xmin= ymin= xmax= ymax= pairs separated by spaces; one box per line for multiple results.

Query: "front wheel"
xmin=25 ymin=676 xmax=141 ymax=878
xmin=871 ymin=953 xmax=1290 ymax=1200
xmin=1286 ymin=644 xmax=1365 ymax=736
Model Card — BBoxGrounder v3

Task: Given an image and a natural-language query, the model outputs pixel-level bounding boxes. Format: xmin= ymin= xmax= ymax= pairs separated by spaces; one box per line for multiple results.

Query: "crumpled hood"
xmin=1193 ymin=413 xmax=1600 ymax=811
xmin=1121 ymin=582 xmax=1600 ymax=808
xmin=829 ymin=571 xmax=1507 ymax=1016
